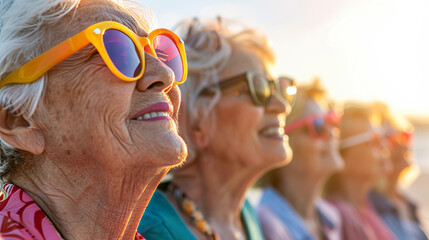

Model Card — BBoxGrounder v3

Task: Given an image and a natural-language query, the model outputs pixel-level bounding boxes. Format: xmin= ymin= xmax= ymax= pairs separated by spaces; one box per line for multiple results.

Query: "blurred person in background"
xmin=324 ymin=103 xmax=397 ymax=240
xmin=369 ymin=103 xmax=428 ymax=240
xmin=0 ymin=0 xmax=188 ymax=239
xmin=138 ymin=17 xmax=295 ymax=240
xmin=256 ymin=78 xmax=344 ymax=240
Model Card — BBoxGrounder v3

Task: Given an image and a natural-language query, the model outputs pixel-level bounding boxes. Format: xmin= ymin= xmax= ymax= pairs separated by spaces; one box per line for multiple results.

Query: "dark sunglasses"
xmin=201 ymin=71 xmax=296 ymax=106
xmin=285 ymin=111 xmax=340 ymax=139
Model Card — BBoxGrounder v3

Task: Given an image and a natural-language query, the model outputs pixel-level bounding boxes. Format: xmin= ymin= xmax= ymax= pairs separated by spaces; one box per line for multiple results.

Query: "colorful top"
xmin=0 ymin=184 xmax=145 ymax=240
xmin=257 ymin=187 xmax=342 ymax=240
xmin=327 ymin=197 xmax=398 ymax=240
xmin=369 ymin=190 xmax=428 ymax=240
xmin=139 ymin=189 xmax=264 ymax=240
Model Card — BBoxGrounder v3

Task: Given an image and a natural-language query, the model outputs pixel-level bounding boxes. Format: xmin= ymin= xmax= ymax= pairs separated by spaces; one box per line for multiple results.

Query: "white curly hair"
xmin=0 ymin=0 xmax=155 ymax=183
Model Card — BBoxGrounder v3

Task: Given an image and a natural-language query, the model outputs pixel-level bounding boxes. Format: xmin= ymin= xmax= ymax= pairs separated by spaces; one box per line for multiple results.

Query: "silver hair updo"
xmin=173 ymin=17 xmax=276 ymax=162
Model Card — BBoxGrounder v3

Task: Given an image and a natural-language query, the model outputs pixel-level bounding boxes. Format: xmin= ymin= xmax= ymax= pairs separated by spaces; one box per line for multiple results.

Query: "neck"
xmin=379 ymin=172 xmax=401 ymax=198
xmin=13 ymin=156 xmax=170 ymax=240
xmin=387 ymin=172 xmax=401 ymax=198
xmin=334 ymin=173 xmax=373 ymax=207
xmin=275 ymin=168 xmax=325 ymax=220
xmin=172 ymin=154 xmax=269 ymax=240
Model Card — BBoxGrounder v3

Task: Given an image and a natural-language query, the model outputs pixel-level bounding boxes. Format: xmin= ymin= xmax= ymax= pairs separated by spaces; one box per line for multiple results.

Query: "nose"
xmin=266 ymin=90 xmax=288 ymax=114
xmin=326 ymin=125 xmax=340 ymax=140
xmin=135 ymin=52 xmax=174 ymax=92
xmin=379 ymin=145 xmax=393 ymax=173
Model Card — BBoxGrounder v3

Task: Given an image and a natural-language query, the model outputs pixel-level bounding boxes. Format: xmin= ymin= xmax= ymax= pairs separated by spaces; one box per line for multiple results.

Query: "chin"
xmin=262 ymin=146 xmax=289 ymax=168
xmin=135 ymin=132 xmax=188 ymax=169
xmin=159 ymin=133 xmax=188 ymax=168
xmin=284 ymin=141 xmax=293 ymax=164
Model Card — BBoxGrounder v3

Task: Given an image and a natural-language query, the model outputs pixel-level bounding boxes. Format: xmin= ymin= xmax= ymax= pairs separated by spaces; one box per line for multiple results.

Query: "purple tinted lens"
xmin=312 ymin=117 xmax=325 ymax=136
xmin=103 ymin=29 xmax=142 ymax=78
xmin=153 ymin=35 xmax=183 ymax=82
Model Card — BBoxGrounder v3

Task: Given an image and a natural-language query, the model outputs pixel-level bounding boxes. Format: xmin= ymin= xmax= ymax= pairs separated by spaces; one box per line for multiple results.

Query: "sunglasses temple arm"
xmin=284 ymin=120 xmax=307 ymax=133
xmin=340 ymin=131 xmax=373 ymax=150
xmin=217 ymin=74 xmax=248 ymax=90
xmin=0 ymin=32 xmax=90 ymax=88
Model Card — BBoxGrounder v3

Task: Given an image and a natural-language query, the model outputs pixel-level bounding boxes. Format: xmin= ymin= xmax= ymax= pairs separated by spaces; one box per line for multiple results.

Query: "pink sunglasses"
xmin=284 ymin=111 xmax=340 ymax=139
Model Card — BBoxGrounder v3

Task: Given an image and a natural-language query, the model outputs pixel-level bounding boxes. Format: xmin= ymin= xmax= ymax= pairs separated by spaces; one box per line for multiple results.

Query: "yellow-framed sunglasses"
xmin=0 ymin=21 xmax=188 ymax=89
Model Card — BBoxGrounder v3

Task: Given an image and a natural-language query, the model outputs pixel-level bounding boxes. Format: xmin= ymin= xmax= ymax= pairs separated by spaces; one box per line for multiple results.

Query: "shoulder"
xmin=316 ymin=198 xmax=342 ymax=227
xmin=326 ymin=198 xmax=375 ymax=239
xmin=316 ymin=199 xmax=343 ymax=240
xmin=256 ymin=188 xmax=311 ymax=240
xmin=0 ymin=184 xmax=61 ymax=240
xmin=0 ymin=215 xmax=33 ymax=240
xmin=138 ymin=190 xmax=197 ymax=240
xmin=242 ymin=199 xmax=265 ymax=240
xmin=257 ymin=205 xmax=293 ymax=240
xmin=325 ymin=198 xmax=361 ymax=224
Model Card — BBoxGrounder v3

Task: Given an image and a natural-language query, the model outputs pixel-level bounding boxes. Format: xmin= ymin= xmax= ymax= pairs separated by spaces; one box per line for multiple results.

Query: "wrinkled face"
xmin=286 ymin=99 xmax=343 ymax=177
xmin=32 ymin=4 xmax=187 ymax=178
xmin=341 ymin=120 xmax=390 ymax=180
xmin=207 ymin=48 xmax=290 ymax=171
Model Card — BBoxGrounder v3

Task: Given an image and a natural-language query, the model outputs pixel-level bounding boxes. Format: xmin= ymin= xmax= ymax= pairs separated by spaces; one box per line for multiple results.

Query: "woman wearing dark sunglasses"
xmin=0 ymin=0 xmax=188 ymax=239
xmin=138 ymin=18 xmax=295 ymax=240
xmin=256 ymin=79 xmax=344 ymax=240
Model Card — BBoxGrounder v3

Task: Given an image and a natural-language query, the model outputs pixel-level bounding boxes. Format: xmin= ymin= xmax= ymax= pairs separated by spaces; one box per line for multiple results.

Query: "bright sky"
xmin=139 ymin=0 xmax=429 ymax=117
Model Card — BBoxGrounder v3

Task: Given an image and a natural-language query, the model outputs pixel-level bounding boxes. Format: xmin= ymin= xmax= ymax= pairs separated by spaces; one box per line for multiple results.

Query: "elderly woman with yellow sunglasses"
xmin=138 ymin=18 xmax=295 ymax=240
xmin=0 ymin=0 xmax=188 ymax=239
xmin=256 ymin=79 xmax=344 ymax=240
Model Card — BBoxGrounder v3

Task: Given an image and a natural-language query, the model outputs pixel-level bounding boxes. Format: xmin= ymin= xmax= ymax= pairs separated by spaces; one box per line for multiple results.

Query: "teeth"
xmin=136 ymin=111 xmax=169 ymax=121
xmin=261 ymin=127 xmax=285 ymax=136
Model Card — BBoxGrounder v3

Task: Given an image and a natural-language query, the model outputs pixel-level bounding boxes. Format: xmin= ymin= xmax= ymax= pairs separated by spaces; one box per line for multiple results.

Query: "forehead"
xmin=342 ymin=117 xmax=373 ymax=139
xmin=218 ymin=48 xmax=268 ymax=80
xmin=58 ymin=0 xmax=147 ymax=39
xmin=299 ymin=98 xmax=328 ymax=118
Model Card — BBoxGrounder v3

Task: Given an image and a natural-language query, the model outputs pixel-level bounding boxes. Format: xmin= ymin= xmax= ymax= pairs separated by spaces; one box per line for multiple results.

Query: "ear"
xmin=189 ymin=114 xmax=214 ymax=150
xmin=0 ymin=109 xmax=45 ymax=155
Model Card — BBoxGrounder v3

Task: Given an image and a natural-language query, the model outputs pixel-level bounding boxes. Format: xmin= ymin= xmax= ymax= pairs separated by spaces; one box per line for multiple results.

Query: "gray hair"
xmin=0 ymin=0 xmax=154 ymax=183
xmin=174 ymin=18 xmax=275 ymax=161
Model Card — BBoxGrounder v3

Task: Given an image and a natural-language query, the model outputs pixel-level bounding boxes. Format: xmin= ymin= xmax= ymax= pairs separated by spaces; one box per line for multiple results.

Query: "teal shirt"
xmin=138 ymin=190 xmax=264 ymax=240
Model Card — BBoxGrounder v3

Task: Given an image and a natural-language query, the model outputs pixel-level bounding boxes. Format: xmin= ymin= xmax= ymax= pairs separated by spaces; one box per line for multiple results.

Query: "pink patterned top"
xmin=328 ymin=198 xmax=398 ymax=240
xmin=0 ymin=184 xmax=145 ymax=240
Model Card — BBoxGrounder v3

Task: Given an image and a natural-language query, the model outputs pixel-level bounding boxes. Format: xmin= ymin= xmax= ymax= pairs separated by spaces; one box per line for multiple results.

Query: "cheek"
xmin=392 ymin=150 xmax=409 ymax=170
xmin=343 ymin=148 xmax=366 ymax=171
xmin=210 ymin=102 xmax=264 ymax=161
xmin=349 ymin=147 xmax=380 ymax=173
xmin=43 ymin=64 xmax=134 ymax=151
xmin=216 ymin=103 xmax=263 ymax=141
xmin=167 ymin=86 xmax=181 ymax=119
xmin=290 ymin=134 xmax=322 ymax=161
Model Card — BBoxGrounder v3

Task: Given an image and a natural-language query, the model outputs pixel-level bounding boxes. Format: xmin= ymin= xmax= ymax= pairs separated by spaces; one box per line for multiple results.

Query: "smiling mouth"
xmin=131 ymin=102 xmax=172 ymax=121
xmin=134 ymin=111 xmax=170 ymax=121
xmin=260 ymin=127 xmax=285 ymax=138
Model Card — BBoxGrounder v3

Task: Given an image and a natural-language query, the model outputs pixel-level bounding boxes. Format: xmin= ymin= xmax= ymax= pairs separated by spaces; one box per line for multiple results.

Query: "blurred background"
xmin=140 ymin=0 xmax=429 ymax=226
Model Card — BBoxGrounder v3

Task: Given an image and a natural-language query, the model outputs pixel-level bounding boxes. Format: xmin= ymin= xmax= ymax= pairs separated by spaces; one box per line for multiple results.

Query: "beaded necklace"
xmin=169 ymin=184 xmax=220 ymax=240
